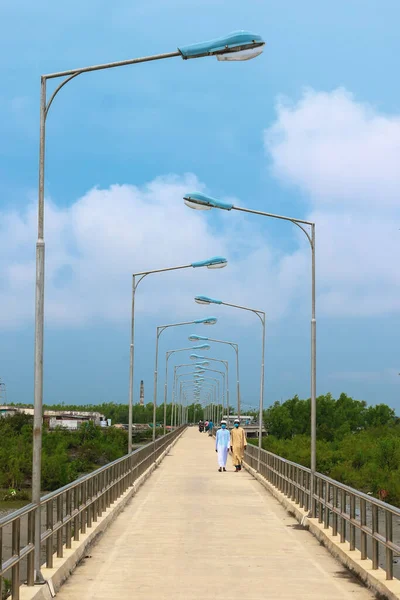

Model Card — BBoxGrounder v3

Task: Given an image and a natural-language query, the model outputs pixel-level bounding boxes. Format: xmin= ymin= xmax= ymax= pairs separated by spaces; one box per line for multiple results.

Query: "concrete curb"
xmin=244 ymin=462 xmax=400 ymax=600
xmin=19 ymin=431 xmax=185 ymax=600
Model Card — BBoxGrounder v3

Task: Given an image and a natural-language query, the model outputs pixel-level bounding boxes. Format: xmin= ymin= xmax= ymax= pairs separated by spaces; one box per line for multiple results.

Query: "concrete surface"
xmin=246 ymin=463 xmax=400 ymax=600
xmin=55 ymin=428 xmax=376 ymax=600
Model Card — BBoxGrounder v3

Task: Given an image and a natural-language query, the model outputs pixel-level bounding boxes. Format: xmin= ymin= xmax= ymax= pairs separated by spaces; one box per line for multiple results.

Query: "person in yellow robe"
xmin=230 ymin=418 xmax=247 ymax=471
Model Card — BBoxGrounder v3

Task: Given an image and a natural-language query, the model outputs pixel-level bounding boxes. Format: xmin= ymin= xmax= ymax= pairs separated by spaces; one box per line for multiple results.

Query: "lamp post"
xmin=180 ymin=380 xmax=217 ymax=423
xmin=129 ymin=258 xmax=225 ymax=452
xmin=177 ymin=365 xmax=224 ymax=406
xmin=178 ymin=365 xmax=226 ymax=421
xmin=183 ymin=191 xmax=316 ymax=516
xmin=179 ymin=379 xmax=215 ymax=424
xmin=194 ymin=295 xmax=265 ymax=468
xmin=169 ymin=361 xmax=214 ymax=429
xmin=189 ymin=334 xmax=241 ymax=417
xmin=190 ymin=354 xmax=230 ymax=418
xmin=163 ymin=343 xmax=211 ymax=434
xmin=173 ymin=365 xmax=223 ymax=423
xmin=153 ymin=318 xmax=217 ymax=443
xmin=32 ymin=31 xmax=264 ymax=581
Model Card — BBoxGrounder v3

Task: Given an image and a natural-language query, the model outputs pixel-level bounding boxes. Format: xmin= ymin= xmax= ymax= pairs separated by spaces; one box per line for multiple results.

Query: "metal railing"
xmin=0 ymin=426 xmax=185 ymax=600
xmin=245 ymin=443 xmax=400 ymax=581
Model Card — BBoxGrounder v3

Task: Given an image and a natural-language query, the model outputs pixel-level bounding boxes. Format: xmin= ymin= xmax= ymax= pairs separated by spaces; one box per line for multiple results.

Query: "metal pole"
xmin=171 ymin=368 xmax=176 ymax=429
xmin=163 ymin=354 xmax=169 ymax=435
xmin=310 ymin=224 xmax=317 ymax=517
xmin=226 ymin=362 xmax=230 ymax=421
xmin=258 ymin=315 xmax=266 ymax=470
xmin=128 ymin=275 xmax=135 ymax=454
xmin=152 ymin=328 xmax=160 ymax=445
xmin=32 ymin=76 xmax=46 ymax=583
xmin=235 ymin=346 xmax=241 ymax=418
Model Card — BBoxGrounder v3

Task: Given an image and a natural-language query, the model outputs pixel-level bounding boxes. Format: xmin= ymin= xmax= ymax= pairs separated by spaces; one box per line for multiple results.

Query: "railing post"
xmin=27 ymin=510 xmax=35 ymax=586
xmin=332 ymin=487 xmax=338 ymax=537
xmin=66 ymin=490 xmax=72 ymax=549
xmin=372 ymin=504 xmax=379 ymax=569
xmin=386 ymin=511 xmax=393 ymax=580
xmin=74 ymin=486 xmax=80 ymax=541
xmin=340 ymin=489 xmax=346 ymax=544
xmin=324 ymin=483 xmax=330 ymax=529
xmin=360 ymin=498 xmax=367 ymax=559
xmin=46 ymin=501 xmax=53 ymax=568
xmin=57 ymin=495 xmax=63 ymax=558
xmin=318 ymin=479 xmax=323 ymax=523
xmin=349 ymin=494 xmax=355 ymax=551
xmin=81 ymin=483 xmax=87 ymax=535
xmin=12 ymin=519 xmax=21 ymax=600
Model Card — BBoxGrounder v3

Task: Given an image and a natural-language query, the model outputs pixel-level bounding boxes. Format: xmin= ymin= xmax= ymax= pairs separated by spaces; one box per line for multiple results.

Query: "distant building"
xmin=0 ymin=406 xmax=107 ymax=430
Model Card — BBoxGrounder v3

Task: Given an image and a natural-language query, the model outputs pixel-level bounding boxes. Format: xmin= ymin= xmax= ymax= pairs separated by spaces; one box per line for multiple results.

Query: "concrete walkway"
xmin=56 ymin=428 xmax=375 ymax=600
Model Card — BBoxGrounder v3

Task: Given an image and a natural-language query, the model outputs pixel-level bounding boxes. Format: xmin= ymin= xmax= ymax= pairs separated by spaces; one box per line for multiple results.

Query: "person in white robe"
xmin=215 ymin=420 xmax=230 ymax=472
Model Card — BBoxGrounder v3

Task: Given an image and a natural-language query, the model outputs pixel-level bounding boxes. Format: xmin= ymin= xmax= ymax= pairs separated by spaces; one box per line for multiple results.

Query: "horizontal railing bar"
xmin=1 ymin=543 xmax=34 ymax=575
xmin=40 ymin=440 xmax=155 ymax=503
xmin=315 ymin=472 xmax=400 ymax=515
xmin=0 ymin=503 xmax=36 ymax=528
xmin=246 ymin=440 xmax=400 ymax=581
xmin=40 ymin=449 xmax=157 ymax=541
xmin=254 ymin=443 xmax=400 ymax=516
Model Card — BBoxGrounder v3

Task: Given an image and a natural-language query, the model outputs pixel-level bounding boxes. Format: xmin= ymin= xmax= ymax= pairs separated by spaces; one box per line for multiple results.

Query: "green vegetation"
xmin=253 ymin=393 xmax=400 ymax=505
xmin=0 ymin=412 xmax=164 ymax=497
xmin=4 ymin=394 xmax=399 ymax=505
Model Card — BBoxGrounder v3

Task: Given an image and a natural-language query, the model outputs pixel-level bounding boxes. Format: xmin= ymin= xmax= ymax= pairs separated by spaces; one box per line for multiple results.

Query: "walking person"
xmin=215 ymin=420 xmax=230 ymax=472
xmin=230 ymin=418 xmax=247 ymax=472
xmin=208 ymin=419 xmax=214 ymax=436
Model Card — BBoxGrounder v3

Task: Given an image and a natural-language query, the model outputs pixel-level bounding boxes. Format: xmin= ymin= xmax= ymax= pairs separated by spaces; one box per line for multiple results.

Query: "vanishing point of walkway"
xmin=56 ymin=428 xmax=375 ymax=599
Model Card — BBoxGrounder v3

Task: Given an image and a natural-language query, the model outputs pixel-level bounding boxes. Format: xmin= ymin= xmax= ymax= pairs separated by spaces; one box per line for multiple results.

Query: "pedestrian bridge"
xmin=1 ymin=427 xmax=400 ymax=600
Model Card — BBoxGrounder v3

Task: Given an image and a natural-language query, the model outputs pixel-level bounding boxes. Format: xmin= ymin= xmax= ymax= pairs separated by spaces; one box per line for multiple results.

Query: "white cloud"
xmin=265 ymin=88 xmax=400 ymax=317
xmin=2 ymin=87 xmax=400 ymax=329
xmin=265 ymin=88 xmax=400 ymax=207
xmin=0 ymin=174 xmax=300 ymax=328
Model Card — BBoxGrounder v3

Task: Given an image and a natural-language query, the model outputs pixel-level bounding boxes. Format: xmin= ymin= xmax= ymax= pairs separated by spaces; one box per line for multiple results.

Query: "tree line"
xmin=258 ymin=393 xmax=400 ymax=505
xmin=3 ymin=394 xmax=400 ymax=505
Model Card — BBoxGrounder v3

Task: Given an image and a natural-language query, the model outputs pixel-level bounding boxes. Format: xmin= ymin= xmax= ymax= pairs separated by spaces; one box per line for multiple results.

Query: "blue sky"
xmin=1 ymin=0 xmax=399 ymax=413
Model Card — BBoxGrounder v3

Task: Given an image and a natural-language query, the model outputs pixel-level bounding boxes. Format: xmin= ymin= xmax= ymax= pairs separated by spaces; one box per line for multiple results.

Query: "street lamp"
xmin=174 ymin=365 xmax=224 ymax=423
xmin=180 ymin=378 xmax=218 ymax=423
xmin=176 ymin=365 xmax=226 ymax=422
xmin=163 ymin=343 xmax=211 ymax=434
xmin=190 ymin=353 xmax=230 ymax=418
xmin=184 ymin=190 xmax=316 ymax=516
xmin=189 ymin=334 xmax=241 ymax=418
xmin=194 ymin=295 xmax=265 ymax=468
xmin=180 ymin=381 xmax=214 ymax=424
xmin=178 ymin=377 xmax=216 ymax=424
xmin=32 ymin=31 xmax=264 ymax=581
xmin=153 ymin=317 xmax=217 ymax=442
xmin=189 ymin=334 xmax=241 ymax=417
xmin=128 ymin=258 xmax=225 ymax=453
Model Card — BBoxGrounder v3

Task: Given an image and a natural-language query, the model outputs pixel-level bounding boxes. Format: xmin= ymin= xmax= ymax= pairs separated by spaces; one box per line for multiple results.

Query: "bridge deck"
xmin=56 ymin=428 xmax=374 ymax=599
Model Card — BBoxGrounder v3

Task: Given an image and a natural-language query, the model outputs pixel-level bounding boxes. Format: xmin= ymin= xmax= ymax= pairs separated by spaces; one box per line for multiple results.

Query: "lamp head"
xmin=189 ymin=335 xmax=208 ymax=342
xmin=192 ymin=344 xmax=211 ymax=350
xmin=191 ymin=256 xmax=227 ymax=269
xmin=178 ymin=31 xmax=265 ymax=61
xmin=194 ymin=317 xmax=217 ymax=325
xmin=195 ymin=296 xmax=222 ymax=306
xmin=184 ymin=192 xmax=233 ymax=211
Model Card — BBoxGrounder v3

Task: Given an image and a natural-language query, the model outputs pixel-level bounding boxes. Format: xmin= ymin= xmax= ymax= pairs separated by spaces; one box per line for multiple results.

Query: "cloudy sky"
xmin=1 ymin=0 xmax=399 ymax=412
